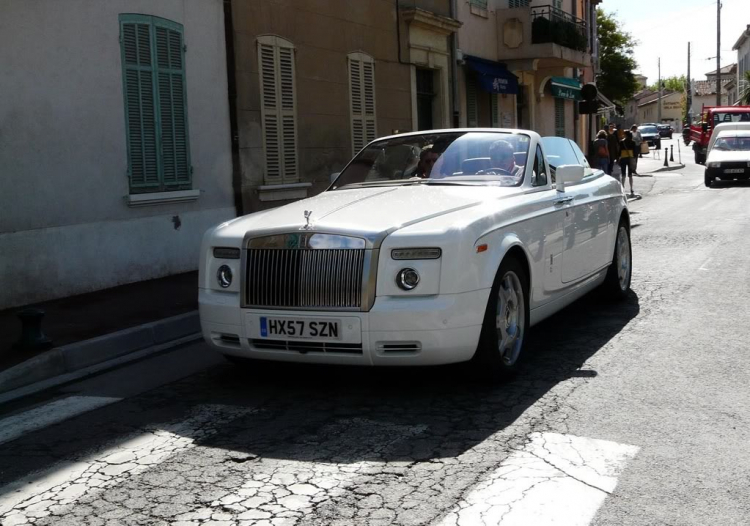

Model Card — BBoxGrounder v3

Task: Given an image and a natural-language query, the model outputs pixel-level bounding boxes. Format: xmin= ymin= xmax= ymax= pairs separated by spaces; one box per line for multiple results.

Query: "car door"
xmin=569 ymin=139 xmax=612 ymax=272
xmin=527 ymin=144 xmax=567 ymax=304
xmin=542 ymin=137 xmax=599 ymax=284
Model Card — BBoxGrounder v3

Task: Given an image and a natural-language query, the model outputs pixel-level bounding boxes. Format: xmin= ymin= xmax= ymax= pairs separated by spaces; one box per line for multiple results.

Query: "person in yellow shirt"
xmin=619 ymin=131 xmax=636 ymax=197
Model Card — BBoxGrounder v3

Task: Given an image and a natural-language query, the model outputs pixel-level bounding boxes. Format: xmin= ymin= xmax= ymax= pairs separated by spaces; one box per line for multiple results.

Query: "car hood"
xmin=213 ymin=184 xmax=520 ymax=242
xmin=707 ymin=150 xmax=750 ymax=163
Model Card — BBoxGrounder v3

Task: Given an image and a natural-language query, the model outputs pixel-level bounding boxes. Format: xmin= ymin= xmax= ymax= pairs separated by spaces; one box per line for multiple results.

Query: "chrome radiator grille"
xmin=245 ymin=249 xmax=366 ymax=309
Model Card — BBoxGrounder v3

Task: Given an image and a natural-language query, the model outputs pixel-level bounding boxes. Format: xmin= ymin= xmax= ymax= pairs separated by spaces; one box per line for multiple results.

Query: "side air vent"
xmin=376 ymin=342 xmax=422 ymax=354
xmin=213 ymin=333 xmax=241 ymax=348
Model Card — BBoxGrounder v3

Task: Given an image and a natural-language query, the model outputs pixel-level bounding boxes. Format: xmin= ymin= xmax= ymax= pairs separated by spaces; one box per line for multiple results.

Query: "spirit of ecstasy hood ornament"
xmin=302 ymin=210 xmax=313 ymax=230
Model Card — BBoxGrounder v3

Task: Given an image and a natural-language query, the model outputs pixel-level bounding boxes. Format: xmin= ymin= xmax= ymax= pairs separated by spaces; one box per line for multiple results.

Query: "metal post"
xmin=716 ymin=0 xmax=721 ymax=107
xmin=670 ymin=145 xmax=674 ymax=162
xmin=658 ymin=57 xmax=662 ymax=123
xmin=663 ymin=149 xmax=669 ymax=167
xmin=687 ymin=42 xmax=692 ymax=124
xmin=677 ymin=138 xmax=682 ymax=164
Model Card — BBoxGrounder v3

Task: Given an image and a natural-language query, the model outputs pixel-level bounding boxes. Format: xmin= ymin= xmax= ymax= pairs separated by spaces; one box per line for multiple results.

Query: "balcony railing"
xmin=530 ymin=5 xmax=587 ymax=52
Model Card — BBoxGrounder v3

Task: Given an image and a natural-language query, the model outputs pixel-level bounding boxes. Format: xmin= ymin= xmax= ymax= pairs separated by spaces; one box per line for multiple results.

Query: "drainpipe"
xmin=223 ymin=0 xmax=242 ymax=216
xmin=450 ymin=0 xmax=459 ymax=127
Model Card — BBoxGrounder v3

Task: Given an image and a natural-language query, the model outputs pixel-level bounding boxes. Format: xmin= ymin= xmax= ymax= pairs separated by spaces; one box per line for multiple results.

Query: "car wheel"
xmin=705 ymin=172 xmax=713 ymax=187
xmin=473 ymin=257 xmax=530 ymax=380
xmin=602 ymin=220 xmax=632 ymax=300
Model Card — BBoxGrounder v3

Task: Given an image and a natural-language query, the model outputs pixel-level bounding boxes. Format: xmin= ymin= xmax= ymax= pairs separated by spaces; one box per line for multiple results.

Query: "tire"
xmin=472 ymin=257 xmax=530 ymax=380
xmin=705 ymin=172 xmax=713 ymax=188
xmin=602 ymin=220 xmax=632 ymax=300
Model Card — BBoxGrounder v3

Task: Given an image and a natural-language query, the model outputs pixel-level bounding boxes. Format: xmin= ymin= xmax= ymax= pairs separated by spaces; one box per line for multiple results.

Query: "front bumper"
xmin=199 ymin=288 xmax=489 ymax=366
xmin=706 ymin=166 xmax=750 ymax=180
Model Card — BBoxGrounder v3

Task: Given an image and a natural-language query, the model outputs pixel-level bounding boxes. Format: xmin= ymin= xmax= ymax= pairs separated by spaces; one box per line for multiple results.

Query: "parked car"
xmin=199 ymin=129 xmax=632 ymax=379
xmin=657 ymin=124 xmax=674 ymax=138
xmin=638 ymin=125 xmax=662 ymax=150
xmin=705 ymin=130 xmax=750 ymax=187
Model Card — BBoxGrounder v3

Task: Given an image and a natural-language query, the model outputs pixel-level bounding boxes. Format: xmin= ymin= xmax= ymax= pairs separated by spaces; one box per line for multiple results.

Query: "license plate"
xmin=259 ymin=317 xmax=341 ymax=340
xmin=724 ymin=168 xmax=745 ymax=174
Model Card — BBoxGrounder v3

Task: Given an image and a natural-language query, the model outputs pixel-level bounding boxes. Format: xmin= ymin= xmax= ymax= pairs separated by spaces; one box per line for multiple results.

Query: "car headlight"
xmin=391 ymin=248 xmax=442 ymax=260
xmin=217 ymin=265 xmax=233 ymax=288
xmin=396 ymin=268 xmax=420 ymax=290
xmin=708 ymin=162 xmax=721 ymax=168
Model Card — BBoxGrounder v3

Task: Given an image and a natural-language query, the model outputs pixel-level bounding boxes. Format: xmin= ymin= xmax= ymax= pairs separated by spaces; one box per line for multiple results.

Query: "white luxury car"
xmin=199 ymin=129 xmax=632 ymax=378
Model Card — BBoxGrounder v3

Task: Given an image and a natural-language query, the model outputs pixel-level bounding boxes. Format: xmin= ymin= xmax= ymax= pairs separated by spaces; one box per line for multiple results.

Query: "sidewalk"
xmin=0 ymin=272 xmax=198 ymax=375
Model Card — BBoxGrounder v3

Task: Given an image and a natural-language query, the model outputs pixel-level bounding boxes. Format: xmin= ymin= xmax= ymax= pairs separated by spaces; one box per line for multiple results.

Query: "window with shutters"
xmin=257 ymin=36 xmax=298 ymax=185
xmin=509 ymin=0 xmax=530 ymax=7
xmin=348 ymin=53 xmax=377 ymax=155
xmin=555 ymin=98 xmax=566 ymax=137
xmin=119 ymin=14 xmax=191 ymax=194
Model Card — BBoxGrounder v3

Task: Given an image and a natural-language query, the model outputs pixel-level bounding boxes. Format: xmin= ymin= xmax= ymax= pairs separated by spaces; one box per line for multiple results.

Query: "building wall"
xmin=232 ymin=0 xmax=454 ymax=214
xmin=0 ymin=0 xmax=234 ymax=309
xmin=736 ymin=38 xmax=750 ymax=101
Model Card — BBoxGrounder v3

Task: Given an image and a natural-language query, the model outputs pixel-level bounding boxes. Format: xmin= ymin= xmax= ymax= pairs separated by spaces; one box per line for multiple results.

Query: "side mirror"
xmin=330 ymin=172 xmax=340 ymax=184
xmin=556 ymin=165 xmax=585 ymax=192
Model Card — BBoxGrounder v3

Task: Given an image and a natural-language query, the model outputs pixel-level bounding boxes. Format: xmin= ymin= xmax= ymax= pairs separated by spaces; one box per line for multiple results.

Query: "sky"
xmin=600 ymin=0 xmax=748 ymax=86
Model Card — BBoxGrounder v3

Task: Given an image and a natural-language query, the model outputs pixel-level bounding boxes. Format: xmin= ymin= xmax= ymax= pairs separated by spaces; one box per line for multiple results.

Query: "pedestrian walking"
xmin=607 ymin=123 xmax=620 ymax=176
xmin=631 ymin=124 xmax=643 ymax=175
xmin=594 ymin=130 xmax=610 ymax=174
xmin=619 ymin=131 xmax=636 ymax=197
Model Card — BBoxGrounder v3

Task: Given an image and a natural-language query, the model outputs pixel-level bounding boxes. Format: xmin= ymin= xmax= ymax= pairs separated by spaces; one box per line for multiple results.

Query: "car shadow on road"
xmin=0 ymin=291 xmax=640 ymax=487
xmin=186 ymin=289 xmax=641 ymax=463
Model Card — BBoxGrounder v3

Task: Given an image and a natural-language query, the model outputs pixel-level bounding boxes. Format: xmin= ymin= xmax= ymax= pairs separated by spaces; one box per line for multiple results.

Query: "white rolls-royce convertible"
xmin=199 ymin=129 xmax=632 ymax=378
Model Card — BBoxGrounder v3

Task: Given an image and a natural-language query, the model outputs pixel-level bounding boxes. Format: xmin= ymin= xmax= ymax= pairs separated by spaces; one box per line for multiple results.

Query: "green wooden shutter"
xmin=121 ymin=16 xmax=159 ymax=189
xmin=491 ymin=94 xmax=500 ymax=127
xmin=120 ymin=15 xmax=190 ymax=193
xmin=555 ymin=98 xmax=566 ymax=137
xmin=154 ymin=20 xmax=190 ymax=186
xmin=466 ymin=75 xmax=478 ymax=127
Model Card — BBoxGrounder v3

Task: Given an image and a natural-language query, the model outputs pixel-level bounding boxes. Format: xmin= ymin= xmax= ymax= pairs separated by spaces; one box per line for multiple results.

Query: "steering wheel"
xmin=476 ymin=167 xmax=512 ymax=176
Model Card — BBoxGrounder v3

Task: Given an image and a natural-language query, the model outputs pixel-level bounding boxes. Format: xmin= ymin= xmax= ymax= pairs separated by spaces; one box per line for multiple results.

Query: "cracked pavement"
xmin=1 ymin=155 xmax=749 ymax=525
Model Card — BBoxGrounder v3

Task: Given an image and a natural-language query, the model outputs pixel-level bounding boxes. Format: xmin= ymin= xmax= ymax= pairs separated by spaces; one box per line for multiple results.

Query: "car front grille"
xmin=249 ymin=339 xmax=363 ymax=355
xmin=245 ymin=248 xmax=367 ymax=309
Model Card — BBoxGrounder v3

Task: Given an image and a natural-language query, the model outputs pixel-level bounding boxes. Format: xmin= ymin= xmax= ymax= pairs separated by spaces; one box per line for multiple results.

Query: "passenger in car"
xmin=414 ymin=147 xmax=439 ymax=178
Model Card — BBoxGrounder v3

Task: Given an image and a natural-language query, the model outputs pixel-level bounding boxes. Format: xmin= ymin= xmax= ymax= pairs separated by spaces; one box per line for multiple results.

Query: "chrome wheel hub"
xmin=495 ymin=271 xmax=525 ymax=366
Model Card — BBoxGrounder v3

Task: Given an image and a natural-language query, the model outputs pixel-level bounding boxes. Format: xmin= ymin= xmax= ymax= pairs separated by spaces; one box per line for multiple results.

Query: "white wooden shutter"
xmin=466 ymin=75 xmax=478 ymax=127
xmin=258 ymin=36 xmax=298 ymax=184
xmin=348 ymin=53 xmax=377 ymax=155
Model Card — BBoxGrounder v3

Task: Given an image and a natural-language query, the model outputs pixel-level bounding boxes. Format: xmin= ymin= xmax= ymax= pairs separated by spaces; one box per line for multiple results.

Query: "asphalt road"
xmin=1 ymin=152 xmax=749 ymax=526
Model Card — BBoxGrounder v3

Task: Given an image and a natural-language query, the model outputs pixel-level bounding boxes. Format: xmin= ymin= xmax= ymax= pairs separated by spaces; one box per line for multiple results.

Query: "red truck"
xmin=687 ymin=106 xmax=750 ymax=164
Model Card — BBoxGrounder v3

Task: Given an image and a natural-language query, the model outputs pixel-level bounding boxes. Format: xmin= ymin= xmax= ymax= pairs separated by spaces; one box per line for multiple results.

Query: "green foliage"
xmin=742 ymin=71 xmax=750 ymax=105
xmin=648 ymin=75 xmax=686 ymax=93
xmin=597 ymin=9 xmax=639 ymax=106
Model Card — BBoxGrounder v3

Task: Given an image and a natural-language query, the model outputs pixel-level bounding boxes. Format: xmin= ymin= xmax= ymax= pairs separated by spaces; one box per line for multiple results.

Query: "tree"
xmin=596 ymin=9 xmax=639 ymax=106
xmin=648 ymin=75 xmax=686 ymax=93
xmin=742 ymin=71 xmax=750 ymax=105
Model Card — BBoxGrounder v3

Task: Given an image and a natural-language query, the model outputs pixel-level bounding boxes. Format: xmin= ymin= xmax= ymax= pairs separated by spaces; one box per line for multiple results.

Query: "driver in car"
xmin=484 ymin=139 xmax=524 ymax=179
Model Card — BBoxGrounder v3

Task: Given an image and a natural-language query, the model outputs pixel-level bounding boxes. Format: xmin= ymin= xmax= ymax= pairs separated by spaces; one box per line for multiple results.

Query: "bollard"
xmin=13 ymin=308 xmax=53 ymax=351
xmin=663 ymin=149 xmax=669 ymax=167
xmin=670 ymin=145 xmax=674 ymax=162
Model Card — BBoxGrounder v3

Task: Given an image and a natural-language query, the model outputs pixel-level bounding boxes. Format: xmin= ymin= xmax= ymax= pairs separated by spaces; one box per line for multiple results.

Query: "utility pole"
xmin=685 ymin=42 xmax=693 ymax=125
xmin=658 ymin=57 xmax=662 ymax=123
xmin=716 ymin=0 xmax=721 ymax=106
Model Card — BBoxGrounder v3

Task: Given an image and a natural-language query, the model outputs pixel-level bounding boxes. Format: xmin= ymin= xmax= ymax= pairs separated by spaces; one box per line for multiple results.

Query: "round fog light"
xmin=396 ymin=268 xmax=420 ymax=290
xmin=217 ymin=265 xmax=233 ymax=288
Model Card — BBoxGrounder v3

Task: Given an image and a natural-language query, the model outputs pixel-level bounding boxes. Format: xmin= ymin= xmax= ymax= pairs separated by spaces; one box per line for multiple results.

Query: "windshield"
xmin=331 ymin=131 xmax=531 ymax=189
xmin=711 ymin=112 xmax=750 ymax=125
xmin=712 ymin=135 xmax=750 ymax=151
xmin=639 ymin=126 xmax=658 ymax=134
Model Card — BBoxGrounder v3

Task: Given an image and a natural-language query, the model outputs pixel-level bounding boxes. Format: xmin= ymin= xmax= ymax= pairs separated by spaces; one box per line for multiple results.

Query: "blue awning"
xmin=465 ymin=55 xmax=519 ymax=95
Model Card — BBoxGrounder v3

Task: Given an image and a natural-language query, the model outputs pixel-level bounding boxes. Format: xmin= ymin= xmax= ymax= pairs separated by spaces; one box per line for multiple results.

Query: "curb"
xmin=0 ymin=311 xmax=200 ymax=397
